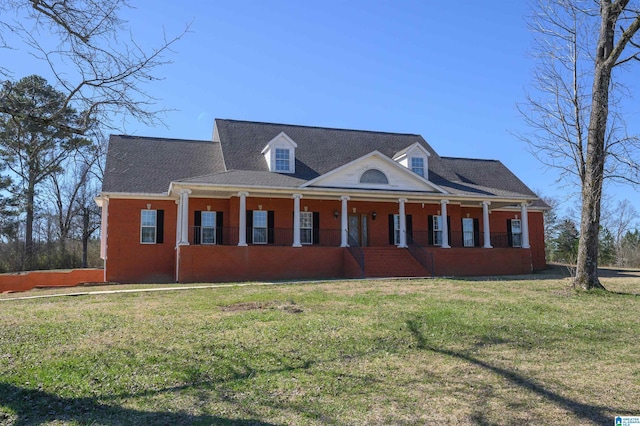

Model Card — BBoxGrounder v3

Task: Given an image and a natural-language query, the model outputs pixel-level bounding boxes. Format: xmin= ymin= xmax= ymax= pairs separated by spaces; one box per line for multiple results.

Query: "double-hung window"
xmin=411 ymin=157 xmax=425 ymax=177
xmin=433 ymin=215 xmax=443 ymax=246
xmin=275 ymin=148 xmax=290 ymax=172
xmin=141 ymin=210 xmax=157 ymax=243
xmin=253 ymin=211 xmax=268 ymax=244
xmin=300 ymin=212 xmax=313 ymax=245
xmin=462 ymin=218 xmax=474 ymax=247
xmin=201 ymin=211 xmax=216 ymax=244
xmin=511 ymin=219 xmax=522 ymax=247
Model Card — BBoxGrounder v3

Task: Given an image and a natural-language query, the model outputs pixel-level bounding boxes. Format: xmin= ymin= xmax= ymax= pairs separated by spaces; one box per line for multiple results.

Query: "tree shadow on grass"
xmin=405 ymin=319 xmax=635 ymax=425
xmin=0 ymin=382 xmax=278 ymax=426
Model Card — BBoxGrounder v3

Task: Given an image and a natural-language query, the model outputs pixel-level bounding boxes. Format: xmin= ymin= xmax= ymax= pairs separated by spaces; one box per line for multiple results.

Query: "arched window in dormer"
xmin=360 ymin=169 xmax=388 ymax=184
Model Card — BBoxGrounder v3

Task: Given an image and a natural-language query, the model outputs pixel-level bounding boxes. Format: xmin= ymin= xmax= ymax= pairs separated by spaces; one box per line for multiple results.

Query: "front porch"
xmin=169 ymin=190 xmax=544 ymax=283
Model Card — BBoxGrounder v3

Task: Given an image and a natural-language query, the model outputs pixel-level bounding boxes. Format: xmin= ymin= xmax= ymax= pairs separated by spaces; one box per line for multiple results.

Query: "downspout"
xmin=175 ymin=198 xmax=181 ymax=283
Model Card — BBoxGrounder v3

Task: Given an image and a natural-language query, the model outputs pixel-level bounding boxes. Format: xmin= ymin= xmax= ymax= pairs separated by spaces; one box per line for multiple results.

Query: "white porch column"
xmin=482 ymin=201 xmax=493 ymax=249
xmin=521 ymin=202 xmax=530 ymax=249
xmin=292 ymin=193 xmax=303 ymax=247
xmin=99 ymin=196 xmax=109 ymax=260
xmin=175 ymin=198 xmax=182 ymax=246
xmin=238 ymin=191 xmax=248 ymax=246
xmin=178 ymin=189 xmax=191 ymax=245
xmin=398 ymin=198 xmax=408 ymax=248
xmin=340 ymin=195 xmax=349 ymax=247
xmin=440 ymin=199 xmax=450 ymax=248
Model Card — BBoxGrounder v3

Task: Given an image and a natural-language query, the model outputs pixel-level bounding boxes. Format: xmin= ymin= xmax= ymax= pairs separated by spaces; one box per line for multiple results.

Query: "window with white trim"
xmin=253 ymin=210 xmax=268 ymax=244
xmin=433 ymin=215 xmax=443 ymax=246
xmin=300 ymin=211 xmax=313 ymax=245
xmin=275 ymin=148 xmax=290 ymax=172
xmin=511 ymin=219 xmax=522 ymax=247
xmin=411 ymin=157 xmax=425 ymax=177
xmin=141 ymin=210 xmax=157 ymax=243
xmin=201 ymin=211 xmax=216 ymax=244
xmin=462 ymin=218 xmax=474 ymax=247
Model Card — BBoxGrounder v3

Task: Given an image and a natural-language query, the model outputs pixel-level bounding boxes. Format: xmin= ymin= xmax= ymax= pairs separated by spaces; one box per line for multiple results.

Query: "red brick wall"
xmin=178 ymin=245 xmax=345 ymax=282
xmin=0 ymin=269 xmax=104 ymax=293
xmin=104 ymin=197 xmax=546 ymax=283
xmin=105 ymin=199 xmax=177 ymax=283
xmin=431 ymin=248 xmax=533 ymax=276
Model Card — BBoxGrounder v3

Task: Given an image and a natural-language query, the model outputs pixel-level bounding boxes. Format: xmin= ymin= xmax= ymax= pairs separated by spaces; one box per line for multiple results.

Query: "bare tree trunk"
xmin=574 ymin=1 xmax=619 ymax=291
xmin=24 ymin=181 xmax=36 ymax=271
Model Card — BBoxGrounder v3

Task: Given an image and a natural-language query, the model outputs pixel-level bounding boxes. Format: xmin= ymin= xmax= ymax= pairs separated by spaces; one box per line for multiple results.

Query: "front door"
xmin=348 ymin=214 xmax=368 ymax=246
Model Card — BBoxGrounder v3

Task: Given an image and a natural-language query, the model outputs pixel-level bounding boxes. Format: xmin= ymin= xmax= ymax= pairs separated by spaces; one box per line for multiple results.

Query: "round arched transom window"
xmin=360 ymin=169 xmax=388 ymax=184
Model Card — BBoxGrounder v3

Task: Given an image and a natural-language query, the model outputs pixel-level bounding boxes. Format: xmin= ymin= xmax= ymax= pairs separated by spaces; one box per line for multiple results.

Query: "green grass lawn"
xmin=0 ymin=274 xmax=638 ymax=425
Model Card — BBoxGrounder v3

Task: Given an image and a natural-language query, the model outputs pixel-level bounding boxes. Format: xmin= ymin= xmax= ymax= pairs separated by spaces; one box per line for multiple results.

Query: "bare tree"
xmin=0 ymin=0 xmax=189 ymax=134
xmin=520 ymin=0 xmax=640 ymax=290
xmin=601 ymin=198 xmax=638 ymax=251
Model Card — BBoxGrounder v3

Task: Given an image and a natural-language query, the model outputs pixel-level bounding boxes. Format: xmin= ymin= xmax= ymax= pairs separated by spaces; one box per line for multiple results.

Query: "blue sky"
xmin=5 ymin=1 xmax=640 ymax=218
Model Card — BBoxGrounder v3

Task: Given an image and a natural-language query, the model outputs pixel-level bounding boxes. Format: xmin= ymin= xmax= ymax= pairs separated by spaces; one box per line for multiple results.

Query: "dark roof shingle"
xmin=102 ymin=135 xmax=225 ymax=193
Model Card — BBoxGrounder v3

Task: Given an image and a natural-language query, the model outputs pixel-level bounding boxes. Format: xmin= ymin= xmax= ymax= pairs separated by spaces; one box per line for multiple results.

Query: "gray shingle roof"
xmin=178 ymin=170 xmax=306 ymax=187
xmin=102 ymin=135 xmax=225 ymax=193
xmin=102 ymin=119 xmax=544 ymax=206
xmin=215 ymin=119 xmax=460 ymax=183
xmin=439 ymin=157 xmax=548 ymax=207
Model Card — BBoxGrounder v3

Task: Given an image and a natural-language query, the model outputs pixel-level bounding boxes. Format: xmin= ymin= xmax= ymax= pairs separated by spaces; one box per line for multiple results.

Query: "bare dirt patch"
xmin=220 ymin=300 xmax=303 ymax=313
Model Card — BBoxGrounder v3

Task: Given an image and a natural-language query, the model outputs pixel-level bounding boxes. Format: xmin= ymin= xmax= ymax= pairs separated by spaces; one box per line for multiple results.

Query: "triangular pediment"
xmin=302 ymin=151 xmax=447 ymax=193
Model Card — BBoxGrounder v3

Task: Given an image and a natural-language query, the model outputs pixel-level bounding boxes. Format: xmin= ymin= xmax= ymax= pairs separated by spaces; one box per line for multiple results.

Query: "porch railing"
xmin=410 ymin=231 xmax=513 ymax=249
xmin=189 ymin=227 xmax=341 ymax=247
xmin=490 ymin=233 xmax=511 ymax=248
xmin=406 ymin=232 xmax=434 ymax=276
xmin=347 ymin=234 xmax=365 ymax=277
xmin=187 ymin=227 xmax=515 ymax=250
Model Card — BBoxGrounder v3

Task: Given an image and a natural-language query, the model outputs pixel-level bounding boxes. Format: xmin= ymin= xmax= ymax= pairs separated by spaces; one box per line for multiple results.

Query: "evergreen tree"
xmin=0 ymin=75 xmax=92 ymax=270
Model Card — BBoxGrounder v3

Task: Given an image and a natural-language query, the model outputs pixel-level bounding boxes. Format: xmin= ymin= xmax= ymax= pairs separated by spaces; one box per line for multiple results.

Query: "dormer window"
xmin=275 ymin=148 xmax=290 ymax=172
xmin=261 ymin=132 xmax=297 ymax=173
xmin=411 ymin=157 xmax=424 ymax=177
xmin=393 ymin=142 xmax=430 ymax=178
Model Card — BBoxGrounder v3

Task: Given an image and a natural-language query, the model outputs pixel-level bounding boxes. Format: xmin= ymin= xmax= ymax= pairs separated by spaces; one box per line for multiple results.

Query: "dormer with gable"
xmin=261 ymin=132 xmax=297 ymax=173
xmin=393 ymin=142 xmax=430 ymax=179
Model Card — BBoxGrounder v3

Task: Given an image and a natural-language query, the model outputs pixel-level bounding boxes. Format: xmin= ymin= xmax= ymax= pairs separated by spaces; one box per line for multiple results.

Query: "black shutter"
xmin=428 ymin=215 xmax=434 ymax=245
xmin=473 ymin=218 xmax=480 ymax=247
xmin=406 ymin=215 xmax=413 ymax=243
xmin=156 ymin=210 xmax=164 ymax=244
xmin=194 ymin=211 xmax=201 ymax=245
xmin=267 ymin=211 xmax=275 ymax=244
xmin=507 ymin=219 xmax=513 ymax=247
xmin=388 ymin=214 xmax=395 ymax=245
xmin=246 ymin=210 xmax=253 ymax=244
xmin=216 ymin=212 xmax=224 ymax=245
xmin=313 ymin=212 xmax=320 ymax=245
xmin=447 ymin=216 xmax=451 ymax=246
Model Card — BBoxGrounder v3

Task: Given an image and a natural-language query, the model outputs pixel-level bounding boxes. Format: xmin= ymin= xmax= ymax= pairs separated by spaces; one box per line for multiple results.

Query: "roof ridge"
xmin=441 ymin=156 xmax=499 ymax=162
xmin=112 ymin=134 xmax=213 ymax=144
xmin=215 ymin=118 xmax=422 ymax=137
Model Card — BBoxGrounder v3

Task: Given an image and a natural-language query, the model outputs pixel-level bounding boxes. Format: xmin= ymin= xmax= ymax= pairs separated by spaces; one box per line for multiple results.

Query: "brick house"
xmin=96 ymin=119 xmax=547 ymax=283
